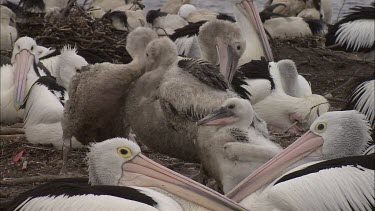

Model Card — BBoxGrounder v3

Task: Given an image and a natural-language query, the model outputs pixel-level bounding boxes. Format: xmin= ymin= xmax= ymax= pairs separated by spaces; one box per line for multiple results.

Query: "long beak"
xmin=197 ymin=107 xmax=238 ymax=126
xmin=120 ymin=154 xmax=246 ymax=211
xmin=226 ymin=131 xmax=323 ymax=202
xmin=13 ymin=50 xmax=34 ymax=109
xmin=216 ymin=37 xmax=239 ymax=84
xmin=241 ymin=0 xmax=274 ymax=61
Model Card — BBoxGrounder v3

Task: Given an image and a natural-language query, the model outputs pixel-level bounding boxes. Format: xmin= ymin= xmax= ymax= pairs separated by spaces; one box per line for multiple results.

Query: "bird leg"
xmin=60 ymin=137 xmax=72 ymax=175
xmin=223 ymin=142 xmax=280 ymax=161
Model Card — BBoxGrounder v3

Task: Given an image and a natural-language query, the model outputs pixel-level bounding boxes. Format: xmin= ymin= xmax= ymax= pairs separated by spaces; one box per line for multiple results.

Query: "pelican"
xmin=61 ymin=27 xmax=158 ymax=172
xmin=6 ymin=137 xmax=246 ymax=211
xmin=226 ymin=110 xmax=373 ymax=210
xmin=325 ymin=2 xmax=374 ymax=54
xmin=126 ymin=20 xmax=246 ymax=162
xmin=0 ymin=5 xmax=17 ymax=51
xmin=0 ymin=37 xmax=86 ymax=148
xmin=1 ymin=37 xmax=48 ymax=124
xmin=196 ymin=98 xmax=282 ymax=193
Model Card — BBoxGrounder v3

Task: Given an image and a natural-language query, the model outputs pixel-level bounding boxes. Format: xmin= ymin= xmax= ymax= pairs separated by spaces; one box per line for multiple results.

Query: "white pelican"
xmin=126 ymin=20 xmax=246 ymax=162
xmin=325 ymin=3 xmax=374 ymax=53
xmin=61 ymin=27 xmax=158 ymax=172
xmin=1 ymin=37 xmax=46 ymax=124
xmin=344 ymin=79 xmax=374 ymax=129
xmin=226 ymin=110 xmax=373 ymax=210
xmin=6 ymin=137 xmax=246 ymax=211
xmin=196 ymin=98 xmax=282 ymax=193
xmin=0 ymin=5 xmax=17 ymax=51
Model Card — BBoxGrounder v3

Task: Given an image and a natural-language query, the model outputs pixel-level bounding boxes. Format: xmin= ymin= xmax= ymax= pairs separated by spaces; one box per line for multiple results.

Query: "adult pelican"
xmin=6 ymin=138 xmax=246 ymax=211
xmin=226 ymin=110 xmax=373 ymax=210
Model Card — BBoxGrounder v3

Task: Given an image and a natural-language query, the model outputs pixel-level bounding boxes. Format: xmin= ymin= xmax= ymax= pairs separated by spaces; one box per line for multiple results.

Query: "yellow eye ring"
xmin=314 ymin=122 xmax=327 ymax=133
xmin=117 ymin=147 xmax=132 ymax=159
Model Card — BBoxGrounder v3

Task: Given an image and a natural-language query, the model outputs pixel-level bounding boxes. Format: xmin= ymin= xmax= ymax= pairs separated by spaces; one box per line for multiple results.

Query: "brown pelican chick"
xmin=197 ymin=98 xmax=283 ymax=193
xmin=61 ymin=27 xmax=158 ymax=173
xmin=126 ymin=20 xmax=245 ymax=162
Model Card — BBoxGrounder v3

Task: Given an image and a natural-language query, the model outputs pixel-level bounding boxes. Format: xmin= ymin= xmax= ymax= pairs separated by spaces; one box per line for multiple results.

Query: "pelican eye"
xmin=236 ymin=45 xmax=241 ymax=50
xmin=31 ymin=46 xmax=34 ymax=51
xmin=117 ymin=147 xmax=132 ymax=158
xmin=228 ymin=104 xmax=235 ymax=109
xmin=315 ymin=122 xmax=326 ymax=133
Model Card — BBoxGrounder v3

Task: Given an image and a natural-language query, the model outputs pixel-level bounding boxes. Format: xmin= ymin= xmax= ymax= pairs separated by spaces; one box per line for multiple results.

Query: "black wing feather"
xmin=178 ymin=59 xmax=229 ymax=91
xmin=5 ymin=178 xmax=158 ymax=211
xmin=237 ymin=59 xmax=275 ymax=89
xmin=169 ymin=20 xmax=207 ymax=41
xmin=275 ymin=154 xmax=375 ymax=185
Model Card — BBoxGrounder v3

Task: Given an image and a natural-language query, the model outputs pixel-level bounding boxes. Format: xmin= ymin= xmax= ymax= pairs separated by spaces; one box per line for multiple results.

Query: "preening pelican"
xmin=6 ymin=138 xmax=246 ymax=211
xmin=196 ymin=98 xmax=282 ymax=193
xmin=227 ymin=110 xmax=373 ymax=210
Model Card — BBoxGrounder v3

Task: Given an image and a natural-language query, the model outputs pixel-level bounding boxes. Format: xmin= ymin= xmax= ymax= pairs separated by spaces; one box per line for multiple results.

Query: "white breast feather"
xmin=336 ymin=19 xmax=375 ymax=51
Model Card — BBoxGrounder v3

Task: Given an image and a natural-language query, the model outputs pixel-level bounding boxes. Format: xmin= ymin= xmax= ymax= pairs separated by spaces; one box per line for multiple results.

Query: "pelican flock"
xmin=1 ymin=0 xmax=374 ymax=210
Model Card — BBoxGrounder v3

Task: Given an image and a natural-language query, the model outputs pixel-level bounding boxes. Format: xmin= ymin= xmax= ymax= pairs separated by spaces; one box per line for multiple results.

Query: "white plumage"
xmin=349 ymin=80 xmax=374 ymax=127
xmin=336 ymin=19 xmax=375 ymax=51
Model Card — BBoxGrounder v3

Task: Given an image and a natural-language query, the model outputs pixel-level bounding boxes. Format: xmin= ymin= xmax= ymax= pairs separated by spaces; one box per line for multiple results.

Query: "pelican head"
xmin=229 ymin=0 xmax=274 ymax=62
xmin=227 ymin=110 xmax=372 ymax=202
xmin=126 ymin=27 xmax=158 ymax=61
xmin=197 ymin=98 xmax=254 ymax=129
xmin=199 ymin=20 xmax=245 ymax=83
xmin=144 ymin=37 xmax=178 ymax=72
xmin=88 ymin=138 xmax=245 ymax=211
xmin=11 ymin=37 xmax=39 ymax=109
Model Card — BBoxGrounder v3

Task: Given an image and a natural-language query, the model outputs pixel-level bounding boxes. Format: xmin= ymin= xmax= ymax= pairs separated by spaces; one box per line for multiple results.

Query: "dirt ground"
xmin=0 ymin=36 xmax=374 ymax=207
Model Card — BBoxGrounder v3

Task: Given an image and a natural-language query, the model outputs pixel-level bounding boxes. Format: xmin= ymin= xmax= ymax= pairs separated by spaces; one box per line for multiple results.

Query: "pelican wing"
xmin=270 ymin=154 xmax=375 ymax=211
xmin=178 ymin=58 xmax=229 ymax=91
xmin=6 ymin=179 xmax=159 ymax=211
